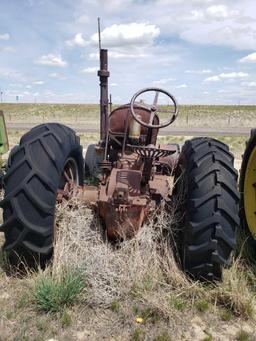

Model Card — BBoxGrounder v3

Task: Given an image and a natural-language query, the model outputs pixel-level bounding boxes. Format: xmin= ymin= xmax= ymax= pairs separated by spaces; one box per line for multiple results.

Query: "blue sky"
xmin=0 ymin=0 xmax=256 ymax=104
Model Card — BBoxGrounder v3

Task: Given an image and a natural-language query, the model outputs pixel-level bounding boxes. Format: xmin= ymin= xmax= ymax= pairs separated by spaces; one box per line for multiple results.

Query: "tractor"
xmin=0 ymin=48 xmax=240 ymax=281
xmin=0 ymin=110 xmax=9 ymax=186
xmin=239 ymin=129 xmax=256 ymax=259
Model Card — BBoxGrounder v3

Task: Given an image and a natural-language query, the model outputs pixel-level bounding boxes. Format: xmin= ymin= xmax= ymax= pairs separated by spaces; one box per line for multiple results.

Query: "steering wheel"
xmin=130 ymin=87 xmax=179 ymax=129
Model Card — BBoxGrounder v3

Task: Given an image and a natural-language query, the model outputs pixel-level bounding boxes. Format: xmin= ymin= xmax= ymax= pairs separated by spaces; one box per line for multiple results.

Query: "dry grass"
xmin=53 ymin=200 xmax=184 ymax=307
xmin=0 ymin=146 xmax=253 ymax=339
xmin=53 ymin=199 xmax=256 ymax=319
xmin=1 ymin=103 xmax=256 ymax=128
xmin=1 ymin=199 xmax=256 ymax=340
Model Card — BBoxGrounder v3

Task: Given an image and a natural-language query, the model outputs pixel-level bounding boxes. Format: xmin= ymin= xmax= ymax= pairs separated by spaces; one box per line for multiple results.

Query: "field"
xmin=0 ymin=103 xmax=256 ymax=341
xmin=1 ymin=103 xmax=256 ymax=128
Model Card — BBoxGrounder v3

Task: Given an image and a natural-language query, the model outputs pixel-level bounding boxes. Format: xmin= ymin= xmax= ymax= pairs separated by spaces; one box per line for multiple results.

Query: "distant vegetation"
xmin=0 ymin=103 xmax=256 ymax=128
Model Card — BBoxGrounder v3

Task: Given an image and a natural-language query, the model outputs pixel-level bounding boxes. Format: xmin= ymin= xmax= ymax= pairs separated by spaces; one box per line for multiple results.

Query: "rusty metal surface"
xmin=98 ymin=49 xmax=109 ymax=141
xmin=109 ymin=104 xmax=159 ymax=145
xmin=76 ymin=49 xmax=180 ymax=240
xmin=98 ymin=165 xmax=153 ymax=238
xmin=95 ymin=147 xmax=172 ymax=239
xmin=157 ymin=144 xmax=180 ymax=174
xmin=130 ymin=87 xmax=179 ymax=129
xmin=100 ymin=203 xmax=148 ymax=239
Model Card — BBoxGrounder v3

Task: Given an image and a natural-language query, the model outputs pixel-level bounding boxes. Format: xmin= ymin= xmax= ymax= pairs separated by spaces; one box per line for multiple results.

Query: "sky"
xmin=0 ymin=0 xmax=256 ymax=105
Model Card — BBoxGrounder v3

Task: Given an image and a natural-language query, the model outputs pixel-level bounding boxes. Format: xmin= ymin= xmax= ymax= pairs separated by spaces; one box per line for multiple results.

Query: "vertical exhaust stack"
xmin=97 ymin=18 xmax=110 ymax=142
xmin=98 ymin=49 xmax=110 ymax=141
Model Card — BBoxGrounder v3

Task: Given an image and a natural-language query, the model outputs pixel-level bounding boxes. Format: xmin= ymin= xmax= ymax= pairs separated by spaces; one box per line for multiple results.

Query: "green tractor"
xmin=239 ymin=129 xmax=256 ymax=258
xmin=0 ymin=110 xmax=9 ymax=184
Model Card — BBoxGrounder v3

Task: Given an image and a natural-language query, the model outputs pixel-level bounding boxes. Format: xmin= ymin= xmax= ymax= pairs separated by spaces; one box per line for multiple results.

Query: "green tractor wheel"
xmin=239 ymin=129 xmax=256 ymax=257
xmin=174 ymin=137 xmax=240 ymax=281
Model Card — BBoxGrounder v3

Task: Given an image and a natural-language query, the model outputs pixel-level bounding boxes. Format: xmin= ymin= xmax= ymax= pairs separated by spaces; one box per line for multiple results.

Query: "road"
xmin=6 ymin=122 xmax=251 ymax=137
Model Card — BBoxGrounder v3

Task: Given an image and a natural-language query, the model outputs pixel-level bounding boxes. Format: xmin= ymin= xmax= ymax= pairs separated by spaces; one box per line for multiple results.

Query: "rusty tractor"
xmin=0 ymin=47 xmax=240 ymax=281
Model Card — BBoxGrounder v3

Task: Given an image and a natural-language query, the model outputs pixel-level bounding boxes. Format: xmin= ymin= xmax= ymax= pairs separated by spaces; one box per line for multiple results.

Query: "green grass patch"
xmin=236 ymin=330 xmax=255 ymax=341
xmin=33 ymin=269 xmax=85 ymax=313
xmin=169 ymin=295 xmax=187 ymax=311
xmin=60 ymin=309 xmax=72 ymax=328
xmin=195 ymin=299 xmax=210 ymax=313
xmin=0 ymin=249 xmax=9 ymax=269
xmin=131 ymin=328 xmax=146 ymax=341
xmin=154 ymin=331 xmax=172 ymax=341
xmin=220 ymin=309 xmax=233 ymax=321
xmin=110 ymin=300 xmax=121 ymax=312
xmin=133 ymin=305 xmax=161 ymax=324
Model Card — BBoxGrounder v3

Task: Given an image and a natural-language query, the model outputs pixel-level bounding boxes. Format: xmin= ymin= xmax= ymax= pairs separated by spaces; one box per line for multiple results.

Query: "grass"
xmin=0 ymin=104 xmax=255 ymax=339
xmin=169 ymin=295 xmax=187 ymax=311
xmin=110 ymin=299 xmax=121 ymax=312
xmin=154 ymin=331 xmax=172 ymax=341
xmin=1 ymin=199 xmax=256 ymax=339
xmin=220 ymin=309 xmax=233 ymax=321
xmin=195 ymin=299 xmax=210 ymax=313
xmin=60 ymin=309 xmax=72 ymax=328
xmin=131 ymin=328 xmax=146 ymax=341
xmin=236 ymin=330 xmax=255 ymax=341
xmin=1 ymin=103 xmax=256 ymax=129
xmin=0 ymin=249 xmax=8 ymax=269
xmin=33 ymin=268 xmax=85 ymax=313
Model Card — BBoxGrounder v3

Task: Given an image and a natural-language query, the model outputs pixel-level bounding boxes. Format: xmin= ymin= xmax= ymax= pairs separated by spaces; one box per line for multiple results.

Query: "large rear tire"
xmin=0 ymin=123 xmax=84 ymax=264
xmin=173 ymin=137 xmax=240 ymax=281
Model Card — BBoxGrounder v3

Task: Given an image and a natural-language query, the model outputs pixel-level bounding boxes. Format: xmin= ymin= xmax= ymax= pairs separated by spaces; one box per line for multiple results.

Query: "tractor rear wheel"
xmin=0 ymin=123 xmax=84 ymax=265
xmin=239 ymin=129 xmax=256 ymax=258
xmin=173 ymin=137 xmax=240 ymax=281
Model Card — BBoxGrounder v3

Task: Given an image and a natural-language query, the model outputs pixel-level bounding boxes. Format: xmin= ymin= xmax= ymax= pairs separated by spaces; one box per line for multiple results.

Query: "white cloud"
xmin=0 ymin=33 xmax=10 ymax=40
xmin=87 ymin=53 xmax=99 ymax=60
xmin=205 ymin=72 xmax=249 ymax=82
xmin=153 ymin=77 xmax=175 ymax=85
xmin=89 ymin=51 xmax=148 ymax=60
xmin=176 ymin=84 xmax=188 ymax=88
xmin=0 ymin=67 xmax=26 ymax=82
xmin=205 ymin=75 xmax=220 ymax=82
xmin=109 ymin=51 xmax=148 ymax=59
xmin=156 ymin=0 xmax=214 ymax=5
xmin=33 ymin=80 xmax=44 ymax=85
xmin=81 ymin=67 xmax=98 ymax=73
xmin=181 ymin=23 xmax=256 ymax=51
xmin=44 ymin=90 xmax=56 ymax=97
xmin=219 ymin=72 xmax=248 ymax=79
xmin=66 ymin=33 xmax=88 ymax=47
xmin=206 ymin=5 xmax=239 ymax=20
xmin=49 ymin=72 xmax=67 ymax=80
xmin=76 ymin=14 xmax=90 ymax=24
xmin=91 ymin=23 xmax=160 ymax=47
xmin=35 ymin=54 xmax=67 ymax=67
xmin=189 ymin=9 xmax=205 ymax=21
xmin=239 ymin=52 xmax=256 ymax=63
xmin=98 ymin=0 xmax=133 ymax=12
xmin=0 ymin=46 xmax=15 ymax=53
xmin=241 ymin=81 xmax=256 ymax=87
xmin=185 ymin=69 xmax=212 ymax=74
xmin=208 ymin=26 xmax=256 ymax=50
